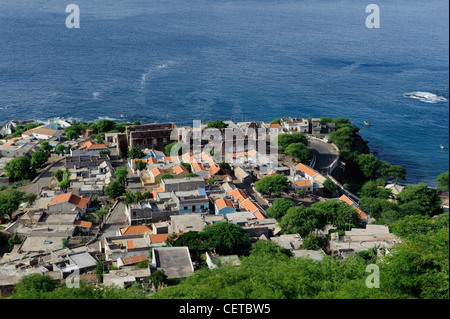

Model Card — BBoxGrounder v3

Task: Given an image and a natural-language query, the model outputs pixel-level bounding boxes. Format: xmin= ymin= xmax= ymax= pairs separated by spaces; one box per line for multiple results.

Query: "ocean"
xmin=0 ymin=0 xmax=448 ymax=186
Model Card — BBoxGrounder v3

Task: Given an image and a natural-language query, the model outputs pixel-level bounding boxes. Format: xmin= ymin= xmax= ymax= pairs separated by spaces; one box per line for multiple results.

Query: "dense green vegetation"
xmin=205 ymin=120 xmax=228 ymax=129
xmin=254 ymin=174 xmax=290 ymax=195
xmin=63 ymin=119 xmax=139 ymax=142
xmin=5 ymin=210 xmax=448 ymax=299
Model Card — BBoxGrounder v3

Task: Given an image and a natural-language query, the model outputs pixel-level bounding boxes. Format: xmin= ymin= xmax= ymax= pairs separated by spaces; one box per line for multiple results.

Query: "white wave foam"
xmin=96 ymin=116 xmax=118 ymax=121
xmin=93 ymin=92 xmax=100 ymax=99
xmin=139 ymin=61 xmax=177 ymax=89
xmin=403 ymin=91 xmax=448 ymax=103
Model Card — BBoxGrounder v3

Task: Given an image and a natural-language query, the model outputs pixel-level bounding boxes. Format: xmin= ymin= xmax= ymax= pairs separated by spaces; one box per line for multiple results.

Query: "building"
xmin=161 ymin=176 xmax=206 ymax=193
xmin=47 ymin=192 xmax=90 ymax=216
xmin=172 ymin=188 xmax=210 ymax=214
xmin=125 ymin=200 xmax=178 ymax=226
xmin=22 ymin=125 xmax=61 ymax=141
xmin=169 ymin=213 xmax=224 ymax=233
xmin=280 ymin=117 xmax=310 ymax=133
xmin=70 ymin=140 xmax=108 ymax=156
xmin=327 ymin=225 xmax=400 ymax=258
xmin=234 ymin=166 xmax=253 ymax=184
xmin=149 ymin=247 xmax=194 ymax=279
xmin=214 ymin=198 xmax=236 ymax=217
xmin=118 ymin=123 xmax=177 ymax=153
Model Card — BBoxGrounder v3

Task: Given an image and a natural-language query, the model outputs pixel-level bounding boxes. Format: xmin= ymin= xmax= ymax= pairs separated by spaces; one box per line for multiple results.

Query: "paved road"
xmin=308 ymin=138 xmax=339 ymax=175
xmin=98 ymin=201 xmax=128 ymax=239
xmin=20 ymin=160 xmax=65 ymax=195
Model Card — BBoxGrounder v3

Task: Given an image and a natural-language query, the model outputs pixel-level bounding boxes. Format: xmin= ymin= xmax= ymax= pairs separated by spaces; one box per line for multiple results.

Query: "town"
xmin=0 ymin=116 xmax=448 ymax=297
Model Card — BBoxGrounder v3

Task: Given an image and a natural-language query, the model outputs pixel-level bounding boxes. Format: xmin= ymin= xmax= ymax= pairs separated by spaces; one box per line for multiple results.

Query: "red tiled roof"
xmin=215 ymin=198 xmax=234 ymax=210
xmin=120 ymin=225 xmax=152 ymax=235
xmin=173 ymin=164 xmax=188 ymax=174
xmin=48 ymin=192 xmax=90 ymax=209
xmin=149 ymin=233 xmax=183 ymax=244
xmin=80 ymin=140 xmax=107 ymax=150
xmin=241 ymin=198 xmax=260 ymax=213
xmin=127 ymin=240 xmax=135 ymax=250
xmin=296 ymin=163 xmax=317 ymax=178
xmin=152 ymin=187 xmax=164 ymax=197
xmin=294 ymin=180 xmax=313 ymax=186
xmin=209 ymin=163 xmax=221 ymax=175
xmin=74 ymin=220 xmax=92 ymax=228
xmin=121 ymin=254 xmax=147 ymax=265
xmin=230 ymin=188 xmax=247 ymax=200
xmin=254 ymin=211 xmax=265 ymax=220
xmin=339 ymin=195 xmax=355 ymax=206
xmin=151 ymin=167 xmax=165 ymax=176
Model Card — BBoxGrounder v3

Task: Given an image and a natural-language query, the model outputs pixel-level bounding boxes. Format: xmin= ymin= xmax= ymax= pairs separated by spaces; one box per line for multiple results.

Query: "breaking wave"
xmin=403 ymin=91 xmax=448 ymax=103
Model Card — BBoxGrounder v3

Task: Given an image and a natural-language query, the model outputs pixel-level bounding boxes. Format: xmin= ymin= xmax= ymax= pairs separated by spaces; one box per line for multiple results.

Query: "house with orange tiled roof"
xmin=229 ymin=188 xmax=248 ymax=204
xmin=339 ymin=195 xmax=369 ymax=219
xmin=293 ymin=179 xmax=313 ymax=194
xmin=117 ymin=254 xmax=148 ymax=267
xmin=172 ymin=164 xmax=189 ymax=177
xmin=119 ymin=225 xmax=152 ymax=236
xmin=240 ymin=198 xmax=260 ymax=214
xmin=21 ymin=125 xmax=60 ymax=141
xmin=294 ymin=163 xmax=327 ymax=195
xmin=70 ymin=140 xmax=108 ymax=156
xmin=48 ymin=192 xmax=90 ymax=215
xmin=214 ymin=197 xmax=236 ymax=217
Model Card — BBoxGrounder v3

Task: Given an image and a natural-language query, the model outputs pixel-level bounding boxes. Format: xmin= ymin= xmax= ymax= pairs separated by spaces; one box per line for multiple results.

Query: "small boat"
xmin=440 ymin=144 xmax=444 ymax=150
xmin=364 ymin=121 xmax=372 ymax=126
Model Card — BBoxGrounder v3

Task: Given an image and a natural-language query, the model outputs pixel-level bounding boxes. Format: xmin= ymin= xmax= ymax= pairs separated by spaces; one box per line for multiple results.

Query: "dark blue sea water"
xmin=0 ymin=0 xmax=448 ymax=185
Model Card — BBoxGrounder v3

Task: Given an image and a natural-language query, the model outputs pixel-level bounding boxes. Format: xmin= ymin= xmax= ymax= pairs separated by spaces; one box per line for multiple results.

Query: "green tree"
xmin=8 ymin=231 xmax=21 ymax=252
xmin=300 ymin=235 xmax=326 ymax=250
xmin=31 ymin=151 xmax=48 ymax=168
xmin=277 ymin=133 xmax=308 ymax=151
xmin=96 ymin=119 xmax=116 ymax=133
xmin=127 ymin=146 xmax=145 ymax=159
xmin=436 ymin=171 xmax=449 ymax=192
xmin=329 ymin=126 xmax=354 ymax=150
xmin=254 ymin=174 xmax=290 ymax=195
xmin=4 ymin=156 xmax=36 ymax=181
xmin=284 ymin=143 xmax=310 ymax=162
xmin=205 ymin=120 xmax=228 ymax=129
xmin=57 ymin=179 xmax=71 ymax=191
xmin=396 ymin=183 xmax=442 ymax=217
xmin=270 ymin=118 xmax=281 ymax=125
xmin=55 ymin=144 xmax=67 ymax=155
xmin=105 ymin=181 xmax=126 ymax=200
xmin=135 ymin=160 xmax=147 ymax=171
xmin=266 ymin=198 xmax=295 ymax=221
xmin=0 ymin=188 xmax=26 ymax=220
xmin=310 ymin=200 xmax=360 ymax=228
xmin=114 ymin=166 xmax=129 ymax=184
xmin=65 ymin=130 xmax=80 ymax=140
xmin=52 ymin=169 xmax=65 ymax=182
xmin=250 ymin=240 xmax=293 ymax=259
xmin=323 ymin=178 xmax=340 ymax=195
xmin=359 ymin=180 xmax=392 ymax=199
xmin=39 ymin=140 xmax=53 ymax=154
xmin=201 ymin=221 xmax=250 ymax=255
xmin=149 ymin=269 xmax=168 ymax=290
xmin=11 ymin=273 xmax=57 ymax=298
xmin=355 ymin=154 xmax=382 ymax=180
xmin=279 ymin=206 xmax=326 ymax=237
